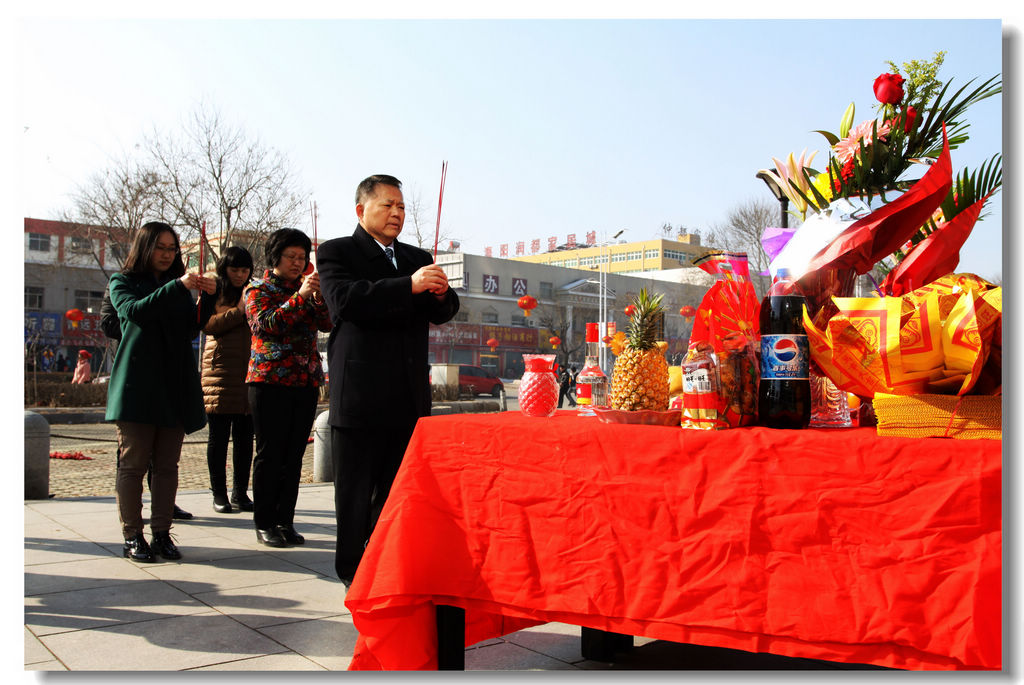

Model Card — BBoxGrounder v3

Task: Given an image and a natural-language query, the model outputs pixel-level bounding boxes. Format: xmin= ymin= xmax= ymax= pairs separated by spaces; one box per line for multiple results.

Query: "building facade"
xmin=25 ymin=217 xmax=740 ymax=383
xmin=24 ymin=218 xmax=123 ymax=374
xmin=511 ymin=233 xmax=708 ymax=274
xmin=432 ymin=251 xmax=712 ymax=378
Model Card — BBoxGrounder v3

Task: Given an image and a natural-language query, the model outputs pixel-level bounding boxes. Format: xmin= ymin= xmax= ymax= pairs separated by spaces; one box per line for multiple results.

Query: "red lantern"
xmin=65 ymin=308 xmax=85 ymax=329
xmin=624 ymin=304 xmax=636 ymax=317
xmin=680 ymin=305 xmax=696 ymax=323
xmin=517 ymin=295 xmax=538 ymax=317
xmin=486 ymin=337 xmax=500 ymax=352
xmin=549 ymin=336 xmax=561 ymax=349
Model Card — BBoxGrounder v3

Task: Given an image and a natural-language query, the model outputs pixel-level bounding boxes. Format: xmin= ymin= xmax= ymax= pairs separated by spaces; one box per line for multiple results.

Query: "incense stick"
xmin=196 ymin=220 xmax=206 ymax=323
xmin=310 ymin=200 xmax=318 ymax=267
xmin=433 ymin=161 xmax=447 ymax=259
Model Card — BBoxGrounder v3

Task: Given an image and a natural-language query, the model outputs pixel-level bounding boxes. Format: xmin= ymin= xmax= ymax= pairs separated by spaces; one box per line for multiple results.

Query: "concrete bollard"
xmin=25 ymin=411 xmax=50 ymax=500
xmin=312 ymin=410 xmax=333 ymax=483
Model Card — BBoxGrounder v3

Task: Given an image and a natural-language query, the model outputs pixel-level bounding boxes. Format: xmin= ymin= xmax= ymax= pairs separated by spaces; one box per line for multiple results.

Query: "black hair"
xmin=264 ymin=228 xmax=311 ymax=270
xmin=355 ymin=174 xmax=402 ymax=205
xmin=215 ymin=245 xmax=254 ymax=306
xmin=122 ymin=221 xmax=185 ymax=279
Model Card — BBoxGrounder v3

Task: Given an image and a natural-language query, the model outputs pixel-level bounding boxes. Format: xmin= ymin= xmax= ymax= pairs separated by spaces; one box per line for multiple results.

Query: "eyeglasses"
xmin=280 ymin=252 xmax=307 ymax=263
xmin=154 ymin=245 xmax=180 ymax=255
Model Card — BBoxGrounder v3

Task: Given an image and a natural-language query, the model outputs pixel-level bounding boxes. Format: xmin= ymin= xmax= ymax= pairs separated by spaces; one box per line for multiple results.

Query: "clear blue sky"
xmin=14 ymin=16 xmax=1007 ymax=281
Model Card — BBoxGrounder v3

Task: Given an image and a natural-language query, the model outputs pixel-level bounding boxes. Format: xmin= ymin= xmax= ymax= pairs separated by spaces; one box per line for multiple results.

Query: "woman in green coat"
xmin=106 ymin=221 xmax=215 ymax=562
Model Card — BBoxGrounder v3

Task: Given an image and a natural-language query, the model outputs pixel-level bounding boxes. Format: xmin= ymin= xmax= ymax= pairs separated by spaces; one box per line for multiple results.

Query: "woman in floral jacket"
xmin=245 ymin=228 xmax=331 ymax=548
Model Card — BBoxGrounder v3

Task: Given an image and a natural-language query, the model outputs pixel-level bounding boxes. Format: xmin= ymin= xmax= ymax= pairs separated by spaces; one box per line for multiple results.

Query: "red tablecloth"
xmin=344 ymin=411 xmax=1001 ymax=670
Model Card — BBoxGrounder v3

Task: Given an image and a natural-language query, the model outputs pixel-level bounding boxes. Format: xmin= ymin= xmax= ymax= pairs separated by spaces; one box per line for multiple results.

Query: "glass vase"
xmin=519 ymin=354 xmax=559 ymax=418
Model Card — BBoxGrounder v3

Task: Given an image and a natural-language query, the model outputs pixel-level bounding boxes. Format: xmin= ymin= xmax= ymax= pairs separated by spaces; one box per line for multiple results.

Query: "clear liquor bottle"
xmin=576 ymin=323 xmax=608 ymax=416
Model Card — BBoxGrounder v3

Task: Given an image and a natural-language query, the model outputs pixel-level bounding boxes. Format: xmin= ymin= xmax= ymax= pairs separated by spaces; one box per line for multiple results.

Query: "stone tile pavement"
xmin=26 ymin=485 xmax=704 ymax=673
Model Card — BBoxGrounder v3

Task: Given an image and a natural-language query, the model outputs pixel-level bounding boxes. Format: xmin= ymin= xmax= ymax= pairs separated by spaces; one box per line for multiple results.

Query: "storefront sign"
xmin=482 ymin=325 xmax=538 ymax=348
xmin=24 ymin=312 xmax=62 ymax=344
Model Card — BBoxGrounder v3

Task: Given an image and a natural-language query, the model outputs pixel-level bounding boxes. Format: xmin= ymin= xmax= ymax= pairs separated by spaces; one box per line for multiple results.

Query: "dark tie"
xmin=384 ymin=247 xmax=396 ymax=269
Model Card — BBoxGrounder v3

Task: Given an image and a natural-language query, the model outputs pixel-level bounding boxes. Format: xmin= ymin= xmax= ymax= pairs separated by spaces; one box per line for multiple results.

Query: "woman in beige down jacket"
xmin=200 ymin=246 xmax=255 ymax=514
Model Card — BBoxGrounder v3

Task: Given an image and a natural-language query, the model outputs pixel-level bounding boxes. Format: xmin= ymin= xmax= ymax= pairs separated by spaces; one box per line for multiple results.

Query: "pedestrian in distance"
xmin=558 ymin=365 xmax=571 ymax=408
xmin=317 ymin=174 xmax=460 ymax=586
xmin=245 ymin=229 xmax=331 ymax=548
xmin=71 ymin=350 xmax=92 ymax=384
xmin=568 ymin=366 xmax=578 ymax=406
xmin=105 ymin=221 xmax=215 ymax=562
xmin=200 ymin=246 xmax=256 ymax=514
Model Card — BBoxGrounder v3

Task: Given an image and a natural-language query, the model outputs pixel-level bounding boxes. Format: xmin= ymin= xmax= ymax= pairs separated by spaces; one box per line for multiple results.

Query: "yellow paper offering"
xmin=803 ymin=273 xmax=1001 ymax=398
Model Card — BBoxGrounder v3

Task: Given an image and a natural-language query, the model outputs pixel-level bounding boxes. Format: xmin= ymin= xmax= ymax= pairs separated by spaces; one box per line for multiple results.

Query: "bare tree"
xmin=404 ymin=185 xmax=456 ymax=251
xmin=707 ymin=198 xmax=778 ymax=277
xmin=62 ymin=153 xmax=176 ymax=276
xmin=533 ymin=302 xmax=586 ymax=370
xmin=147 ymin=103 xmax=308 ymax=264
xmin=65 ymin=102 xmax=308 ymax=275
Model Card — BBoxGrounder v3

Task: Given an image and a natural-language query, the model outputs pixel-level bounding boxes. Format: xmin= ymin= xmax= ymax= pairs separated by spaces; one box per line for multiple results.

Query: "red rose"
xmin=904 ymin=105 xmax=918 ymax=133
xmin=873 ymin=73 xmax=905 ymax=105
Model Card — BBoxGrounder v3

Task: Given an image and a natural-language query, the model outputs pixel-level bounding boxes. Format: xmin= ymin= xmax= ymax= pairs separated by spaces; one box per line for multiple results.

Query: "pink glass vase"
xmin=519 ymin=354 xmax=559 ymax=417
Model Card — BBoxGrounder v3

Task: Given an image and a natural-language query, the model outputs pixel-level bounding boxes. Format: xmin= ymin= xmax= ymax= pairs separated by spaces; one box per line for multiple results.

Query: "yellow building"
xmin=511 ymin=234 xmax=708 ymax=274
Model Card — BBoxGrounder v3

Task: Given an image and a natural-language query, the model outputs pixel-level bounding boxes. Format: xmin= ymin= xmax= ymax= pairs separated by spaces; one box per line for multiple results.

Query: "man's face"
xmin=357 ymin=184 xmax=405 ymax=245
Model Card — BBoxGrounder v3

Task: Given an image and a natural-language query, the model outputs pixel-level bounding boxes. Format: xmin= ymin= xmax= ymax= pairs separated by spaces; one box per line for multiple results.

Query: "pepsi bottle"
xmin=758 ymin=268 xmax=810 ymax=429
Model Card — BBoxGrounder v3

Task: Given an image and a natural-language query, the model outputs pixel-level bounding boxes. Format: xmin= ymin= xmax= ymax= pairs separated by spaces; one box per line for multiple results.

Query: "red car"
xmin=459 ymin=365 xmax=504 ymax=397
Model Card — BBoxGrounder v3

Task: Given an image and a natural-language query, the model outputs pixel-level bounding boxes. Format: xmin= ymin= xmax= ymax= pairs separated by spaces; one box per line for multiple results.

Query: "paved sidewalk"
xmin=24 ymin=486 xmax=877 ymax=672
xmin=25 ymin=485 xmax=668 ymax=672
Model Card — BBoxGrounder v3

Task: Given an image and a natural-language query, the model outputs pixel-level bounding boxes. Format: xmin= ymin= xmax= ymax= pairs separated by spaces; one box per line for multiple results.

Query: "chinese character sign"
xmin=531 ymin=239 xmax=540 ymax=254
xmin=586 ymin=230 xmax=596 ymax=245
xmin=515 ymin=241 xmax=524 ymax=256
xmin=548 ymin=237 xmax=557 ymax=251
xmin=512 ymin=278 xmax=527 ymax=296
xmin=500 ymin=244 xmax=508 ymax=258
xmin=485 ymin=247 xmax=492 ymax=257
xmin=567 ymin=234 xmax=576 ymax=248
xmin=483 ymin=274 xmax=499 ymax=294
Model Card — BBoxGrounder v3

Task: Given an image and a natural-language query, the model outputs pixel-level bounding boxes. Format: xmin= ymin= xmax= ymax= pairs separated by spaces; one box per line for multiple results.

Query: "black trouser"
xmin=332 ymin=421 xmax=416 ymax=581
xmin=206 ymin=413 xmax=254 ymax=498
xmin=248 ymin=384 xmax=318 ymax=531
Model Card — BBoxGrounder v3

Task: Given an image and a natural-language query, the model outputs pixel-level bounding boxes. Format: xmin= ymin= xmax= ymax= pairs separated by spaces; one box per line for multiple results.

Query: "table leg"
xmin=581 ymin=627 xmax=634 ymax=662
xmin=436 ymin=604 xmax=465 ymax=670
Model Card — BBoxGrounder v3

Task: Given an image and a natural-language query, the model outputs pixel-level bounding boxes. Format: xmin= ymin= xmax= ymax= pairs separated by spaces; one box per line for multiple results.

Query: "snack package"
xmin=679 ymin=342 xmax=726 ymax=430
xmin=803 ymin=273 xmax=1001 ymax=397
xmin=687 ymin=252 xmax=761 ymax=427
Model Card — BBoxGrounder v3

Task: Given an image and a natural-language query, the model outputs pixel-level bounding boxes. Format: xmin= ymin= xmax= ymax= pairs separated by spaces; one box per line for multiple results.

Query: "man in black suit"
xmin=317 ymin=174 xmax=460 ymax=585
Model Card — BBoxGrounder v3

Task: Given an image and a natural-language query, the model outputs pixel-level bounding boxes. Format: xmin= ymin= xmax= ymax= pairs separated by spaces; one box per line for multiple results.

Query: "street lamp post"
xmin=599 ymin=229 xmax=625 ymax=374
xmin=756 ymin=171 xmax=789 ymax=228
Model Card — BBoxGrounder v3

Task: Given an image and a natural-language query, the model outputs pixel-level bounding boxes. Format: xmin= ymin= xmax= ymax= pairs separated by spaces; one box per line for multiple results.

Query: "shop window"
xmin=28 ymin=233 xmax=51 ymax=252
xmin=70 ymin=236 xmax=93 ymax=254
xmin=74 ymin=289 xmax=105 ymax=314
xmin=25 ymin=286 xmax=44 ymax=310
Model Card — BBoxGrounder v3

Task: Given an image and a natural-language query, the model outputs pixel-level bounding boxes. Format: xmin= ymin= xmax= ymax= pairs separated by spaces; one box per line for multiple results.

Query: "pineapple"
xmin=609 ymin=289 xmax=670 ymax=411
